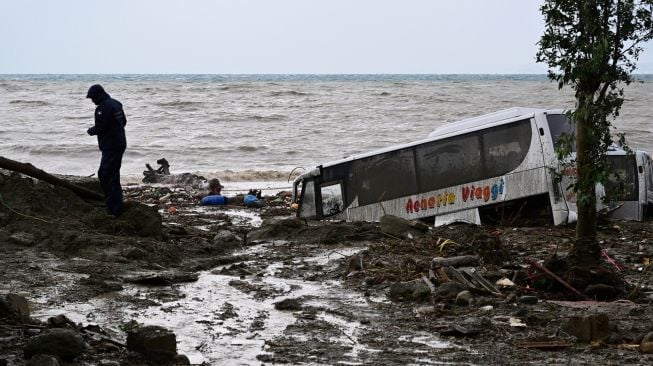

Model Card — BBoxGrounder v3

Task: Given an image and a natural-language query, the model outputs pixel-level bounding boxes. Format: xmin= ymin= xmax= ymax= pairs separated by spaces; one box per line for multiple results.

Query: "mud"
xmin=1 ymin=170 xmax=653 ymax=365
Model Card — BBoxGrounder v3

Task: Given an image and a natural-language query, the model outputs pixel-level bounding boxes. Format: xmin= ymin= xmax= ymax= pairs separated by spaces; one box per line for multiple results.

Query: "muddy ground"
xmin=1 ymin=170 xmax=653 ymax=365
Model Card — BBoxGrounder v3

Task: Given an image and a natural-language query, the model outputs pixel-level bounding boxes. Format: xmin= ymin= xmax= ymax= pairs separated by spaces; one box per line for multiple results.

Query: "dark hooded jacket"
xmin=87 ymin=85 xmax=127 ymax=152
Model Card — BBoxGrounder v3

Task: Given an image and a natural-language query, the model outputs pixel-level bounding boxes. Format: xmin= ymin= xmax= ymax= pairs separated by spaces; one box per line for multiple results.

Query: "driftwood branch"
xmin=431 ymin=255 xmax=480 ymax=269
xmin=0 ymin=156 xmax=104 ymax=201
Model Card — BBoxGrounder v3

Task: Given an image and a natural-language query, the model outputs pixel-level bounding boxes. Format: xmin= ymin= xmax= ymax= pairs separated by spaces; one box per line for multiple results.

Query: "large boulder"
xmin=126 ymin=325 xmax=177 ymax=363
xmin=0 ymin=293 xmax=30 ymax=322
xmin=24 ymin=328 xmax=87 ymax=361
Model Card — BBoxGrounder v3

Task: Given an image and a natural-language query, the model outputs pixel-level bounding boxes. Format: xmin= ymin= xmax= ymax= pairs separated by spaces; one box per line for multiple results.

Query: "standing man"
xmin=86 ymin=84 xmax=127 ymax=217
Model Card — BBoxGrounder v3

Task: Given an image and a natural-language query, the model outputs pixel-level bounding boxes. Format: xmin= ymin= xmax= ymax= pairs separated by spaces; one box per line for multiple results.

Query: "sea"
xmin=2 ymin=74 xmax=653 ymax=187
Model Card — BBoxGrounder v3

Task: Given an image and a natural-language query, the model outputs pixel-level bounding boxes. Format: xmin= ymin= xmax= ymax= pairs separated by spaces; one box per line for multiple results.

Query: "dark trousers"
xmin=98 ymin=149 xmax=124 ymax=216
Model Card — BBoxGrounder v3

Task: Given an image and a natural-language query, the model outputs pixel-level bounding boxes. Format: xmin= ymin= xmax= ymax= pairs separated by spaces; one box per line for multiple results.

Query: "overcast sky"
xmin=3 ymin=0 xmax=653 ymax=74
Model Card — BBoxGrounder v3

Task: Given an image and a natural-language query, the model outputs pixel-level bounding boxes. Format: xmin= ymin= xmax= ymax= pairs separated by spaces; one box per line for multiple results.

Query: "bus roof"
xmin=429 ymin=107 xmax=563 ymax=138
xmin=319 ymin=107 xmax=564 ymax=169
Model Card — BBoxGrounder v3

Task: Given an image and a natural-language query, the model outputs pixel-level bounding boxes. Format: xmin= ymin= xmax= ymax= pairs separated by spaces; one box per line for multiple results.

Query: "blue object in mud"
xmin=243 ymin=194 xmax=264 ymax=207
xmin=243 ymin=194 xmax=257 ymax=206
xmin=201 ymin=195 xmax=228 ymax=205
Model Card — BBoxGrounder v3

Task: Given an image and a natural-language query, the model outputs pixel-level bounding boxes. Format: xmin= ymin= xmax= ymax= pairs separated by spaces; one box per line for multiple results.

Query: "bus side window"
xmin=299 ymin=180 xmax=317 ymax=219
xmin=483 ymin=120 xmax=531 ymax=176
xmin=416 ymin=133 xmax=482 ymax=191
xmin=321 ymin=183 xmax=344 ymax=217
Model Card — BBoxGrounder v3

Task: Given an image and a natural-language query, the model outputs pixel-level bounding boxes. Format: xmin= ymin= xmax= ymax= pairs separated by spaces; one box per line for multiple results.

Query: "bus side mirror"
xmin=539 ymin=128 xmax=545 ymax=136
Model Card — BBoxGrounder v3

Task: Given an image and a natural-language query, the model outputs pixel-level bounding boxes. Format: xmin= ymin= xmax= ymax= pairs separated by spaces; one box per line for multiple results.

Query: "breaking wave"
xmin=237 ymin=145 xmax=263 ymax=152
xmin=269 ymin=90 xmax=308 ymax=97
xmin=9 ymin=100 xmax=50 ymax=106
xmin=251 ymin=114 xmax=287 ymax=121
xmin=199 ymin=169 xmax=303 ymax=182
xmin=155 ymin=100 xmax=202 ymax=106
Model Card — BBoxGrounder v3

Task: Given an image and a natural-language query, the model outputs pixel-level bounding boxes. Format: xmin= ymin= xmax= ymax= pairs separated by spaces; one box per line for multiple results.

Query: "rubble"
xmin=1 ymin=167 xmax=653 ymax=365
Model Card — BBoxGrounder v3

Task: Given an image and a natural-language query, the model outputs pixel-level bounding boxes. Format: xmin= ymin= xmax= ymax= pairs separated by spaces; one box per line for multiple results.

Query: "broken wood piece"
xmin=528 ymin=258 xmax=591 ymax=300
xmin=431 ymin=255 xmax=480 ymax=269
xmin=145 ymin=163 xmax=156 ymax=174
xmin=0 ymin=156 xmax=104 ymax=201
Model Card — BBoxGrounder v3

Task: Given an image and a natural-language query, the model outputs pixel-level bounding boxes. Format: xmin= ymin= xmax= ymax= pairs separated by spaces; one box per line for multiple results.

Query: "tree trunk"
xmin=0 ymin=156 xmax=104 ymax=201
xmin=569 ymin=100 xmax=602 ymax=265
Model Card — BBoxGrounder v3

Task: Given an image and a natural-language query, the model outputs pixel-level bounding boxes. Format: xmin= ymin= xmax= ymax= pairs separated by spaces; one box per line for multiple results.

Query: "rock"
xmin=412 ymin=283 xmax=432 ymax=302
xmin=24 ymin=328 xmax=87 ymax=361
xmin=455 ymin=290 xmax=473 ymax=306
xmin=9 ymin=231 xmax=37 ymax=246
xmin=127 ymin=325 xmax=177 ymax=364
xmin=27 ymin=354 xmax=60 ymax=366
xmin=518 ymin=295 xmax=538 ymax=305
xmin=274 ymin=298 xmax=303 ymax=311
xmin=47 ymin=314 xmax=76 ymax=328
xmin=643 ymin=331 xmax=653 ymax=343
xmin=212 ymin=230 xmax=242 ymax=250
xmin=639 ymin=332 xmax=653 ymax=354
xmin=123 ymin=246 xmax=148 ymax=260
xmin=388 ymin=281 xmax=430 ymax=302
xmin=173 ymin=354 xmax=191 ymax=365
xmin=0 ymin=293 xmax=30 ymax=322
xmin=388 ymin=282 xmax=414 ymax=301
xmin=435 ymin=282 xmax=467 ymax=300
xmin=213 ymin=230 xmax=237 ymax=242
xmin=346 ymin=256 xmax=363 ymax=272
xmin=495 ymin=277 xmax=515 ymax=288
xmin=562 ymin=314 xmax=610 ymax=343
xmin=584 ymin=283 xmax=618 ymax=300
xmin=461 ymin=316 xmax=490 ymax=329
xmin=379 ymin=215 xmax=427 ymax=239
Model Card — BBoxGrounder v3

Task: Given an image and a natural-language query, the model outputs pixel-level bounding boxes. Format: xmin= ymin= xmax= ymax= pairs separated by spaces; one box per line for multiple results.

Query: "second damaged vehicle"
xmin=292 ymin=107 xmax=653 ymax=226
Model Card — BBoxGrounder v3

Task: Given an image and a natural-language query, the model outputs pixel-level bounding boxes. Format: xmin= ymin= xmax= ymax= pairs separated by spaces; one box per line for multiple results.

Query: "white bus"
xmin=293 ymin=107 xmax=652 ymax=226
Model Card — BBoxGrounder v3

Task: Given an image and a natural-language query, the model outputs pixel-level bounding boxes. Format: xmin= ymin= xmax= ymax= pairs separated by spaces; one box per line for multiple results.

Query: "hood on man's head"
xmin=86 ymin=84 xmax=110 ymax=100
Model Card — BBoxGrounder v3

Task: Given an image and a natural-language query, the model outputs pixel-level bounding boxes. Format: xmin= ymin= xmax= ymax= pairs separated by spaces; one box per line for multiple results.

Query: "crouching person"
xmin=201 ymin=178 xmax=228 ymax=205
